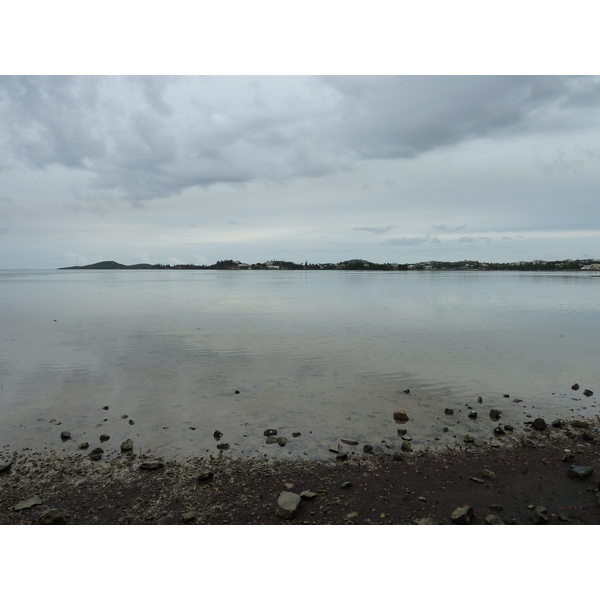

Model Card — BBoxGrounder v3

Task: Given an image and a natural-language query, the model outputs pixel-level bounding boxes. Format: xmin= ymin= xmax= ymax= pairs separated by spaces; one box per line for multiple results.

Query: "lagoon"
xmin=0 ymin=269 xmax=598 ymax=459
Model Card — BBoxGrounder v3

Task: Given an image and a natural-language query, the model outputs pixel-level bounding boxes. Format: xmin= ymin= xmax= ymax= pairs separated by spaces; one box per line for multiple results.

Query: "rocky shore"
xmin=2 ymin=414 xmax=600 ymax=525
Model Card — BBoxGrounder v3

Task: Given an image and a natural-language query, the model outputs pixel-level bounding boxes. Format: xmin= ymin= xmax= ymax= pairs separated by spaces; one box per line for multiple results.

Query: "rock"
xmin=583 ymin=389 xmax=593 ymax=397
xmin=275 ymin=491 xmax=301 ymax=519
xmin=393 ymin=410 xmax=409 ymax=423
xmin=562 ymin=450 xmax=575 ymax=462
xmin=139 ymin=461 xmax=165 ymax=470
xmin=568 ymin=465 xmax=594 ymax=480
xmin=300 ymin=490 xmax=317 ymax=499
xmin=469 ymin=477 xmax=484 ymax=483
xmin=489 ymin=409 xmax=502 ymax=420
xmin=346 ymin=512 xmax=359 ymax=520
xmin=292 ymin=432 xmax=301 ymax=437
xmin=571 ymin=420 xmax=589 ymax=428
xmin=99 ymin=434 xmax=110 ymax=442
xmin=485 ymin=514 xmax=504 ymax=525
xmin=529 ymin=505 xmax=548 ymax=524
xmin=571 ymin=383 xmax=579 ymax=390
xmin=284 ymin=483 xmax=294 ymax=489
xmin=582 ymin=431 xmax=595 ymax=441
xmin=78 ymin=442 xmax=89 ymax=450
xmin=392 ymin=452 xmax=404 ymax=461
xmin=263 ymin=429 xmax=277 ymax=437
xmin=551 ymin=419 xmax=564 ymax=428
xmin=444 ymin=408 xmax=454 ymax=415
xmin=181 ymin=512 xmax=196 ymax=522
xmin=128 ymin=419 xmax=135 ymax=425
xmin=37 ymin=508 xmax=67 ymax=524
xmin=504 ymin=424 xmax=514 ymax=432
xmin=14 ymin=495 xmax=43 ymax=511
xmin=89 ymin=452 xmax=102 ymax=461
xmin=442 ymin=427 xmax=449 ymax=432
xmin=216 ymin=443 xmax=230 ymax=450
xmin=121 ymin=414 xmax=128 ymax=419
xmin=198 ymin=471 xmax=214 ymax=481
xmin=401 ymin=440 xmax=412 ymax=452
xmin=402 ymin=435 xmax=412 ymax=441
xmin=468 ymin=411 xmax=477 ymax=419
xmin=90 ymin=447 xmax=104 ymax=454
xmin=336 ymin=452 xmax=348 ymax=461
xmin=417 ymin=517 xmax=438 ymax=525
xmin=213 ymin=430 xmax=223 ymax=439
xmin=103 ymin=405 xmax=109 ymax=410
xmin=397 ymin=429 xmax=407 ymax=436
xmin=522 ymin=439 xmax=536 ymax=448
xmin=464 ymin=435 xmax=475 ymax=444
xmin=532 ymin=418 xmax=546 ymax=431
xmin=363 ymin=444 xmax=373 ymax=453
xmin=60 ymin=431 xmax=71 ymax=441
xmin=277 ymin=437 xmax=287 ymax=447
xmin=403 ymin=389 xmax=410 ymax=394
xmin=340 ymin=481 xmax=352 ymax=489
xmin=0 ymin=462 xmax=12 ymax=474
xmin=477 ymin=396 xmax=483 ymax=404
xmin=120 ymin=439 xmax=134 ymax=452
xmin=265 ymin=437 xmax=278 ymax=444
xmin=385 ymin=442 xmax=395 ymax=449
xmin=482 ymin=469 xmax=496 ymax=479
xmin=451 ymin=506 xmax=474 ymax=524
xmin=329 ymin=442 xmax=341 ymax=453
xmin=494 ymin=426 xmax=505 ymax=435
xmin=341 ymin=438 xmax=358 ymax=445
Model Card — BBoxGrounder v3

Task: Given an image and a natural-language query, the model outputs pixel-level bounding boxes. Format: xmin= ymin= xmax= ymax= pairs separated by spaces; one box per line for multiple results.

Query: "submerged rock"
xmin=489 ymin=409 xmax=502 ymax=420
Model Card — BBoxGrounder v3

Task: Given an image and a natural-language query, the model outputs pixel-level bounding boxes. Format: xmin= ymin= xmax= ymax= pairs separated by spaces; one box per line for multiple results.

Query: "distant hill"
xmin=59 ymin=261 xmax=153 ymax=270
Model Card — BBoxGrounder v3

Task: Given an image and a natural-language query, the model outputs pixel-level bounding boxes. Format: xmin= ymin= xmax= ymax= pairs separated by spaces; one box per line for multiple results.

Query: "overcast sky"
xmin=1 ymin=75 xmax=599 ymax=268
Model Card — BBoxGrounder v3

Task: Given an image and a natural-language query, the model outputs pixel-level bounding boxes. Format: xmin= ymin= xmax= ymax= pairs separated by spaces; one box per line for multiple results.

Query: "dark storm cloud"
xmin=1 ymin=75 xmax=600 ymax=204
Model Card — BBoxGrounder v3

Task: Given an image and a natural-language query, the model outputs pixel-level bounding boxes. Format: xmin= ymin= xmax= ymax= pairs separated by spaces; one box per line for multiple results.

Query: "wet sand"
xmin=1 ymin=417 xmax=599 ymax=525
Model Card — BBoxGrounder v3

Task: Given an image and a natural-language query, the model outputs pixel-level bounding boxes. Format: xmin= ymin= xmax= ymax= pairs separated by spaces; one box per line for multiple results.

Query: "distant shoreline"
xmin=58 ymin=258 xmax=600 ymax=272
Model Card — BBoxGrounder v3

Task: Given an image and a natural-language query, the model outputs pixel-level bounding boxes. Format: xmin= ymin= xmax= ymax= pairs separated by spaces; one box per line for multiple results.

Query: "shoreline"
xmin=2 ymin=417 xmax=599 ymax=525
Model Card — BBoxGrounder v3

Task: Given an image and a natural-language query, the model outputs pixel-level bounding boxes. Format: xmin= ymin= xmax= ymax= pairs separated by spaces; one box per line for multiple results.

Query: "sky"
xmin=1 ymin=74 xmax=600 ymax=268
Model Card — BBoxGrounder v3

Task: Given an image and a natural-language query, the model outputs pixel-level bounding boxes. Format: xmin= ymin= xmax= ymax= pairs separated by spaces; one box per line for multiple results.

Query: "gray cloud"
xmin=432 ymin=224 xmax=466 ymax=232
xmin=353 ymin=226 xmax=394 ymax=234
xmin=382 ymin=236 xmax=431 ymax=246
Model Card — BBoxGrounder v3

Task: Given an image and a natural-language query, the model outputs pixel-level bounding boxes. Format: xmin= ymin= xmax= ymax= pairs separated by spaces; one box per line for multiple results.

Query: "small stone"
xmin=582 ymin=431 xmax=595 ymax=441
xmin=494 ymin=426 xmax=505 ymax=435
xmin=300 ymin=490 xmax=317 ymax=499
xmin=120 ymin=439 xmax=134 ymax=452
xmin=583 ymin=389 xmax=593 ymax=397
xmin=216 ymin=442 xmax=230 ymax=450
xmin=522 ymin=439 xmax=537 ymax=448
xmin=393 ymin=410 xmax=409 ymax=423
xmin=403 ymin=389 xmax=410 ymax=394
xmin=89 ymin=452 xmax=102 ymax=461
xmin=265 ymin=437 xmax=278 ymax=444
xmin=442 ymin=427 xmax=449 ymax=432
xmin=529 ymin=505 xmax=548 ymax=524
xmin=489 ymin=409 xmax=502 ymax=420
xmin=341 ymin=438 xmax=358 ymax=445
xmin=198 ymin=471 xmax=214 ymax=482
xmin=90 ymin=447 xmax=104 ymax=454
xmin=139 ymin=461 xmax=165 ymax=470
xmin=37 ymin=508 xmax=67 ymax=525
xmin=451 ymin=506 xmax=474 ymax=524
xmin=78 ymin=442 xmax=89 ymax=450
xmin=363 ymin=444 xmax=373 ymax=453
xmin=284 ymin=483 xmax=295 ymax=489
xmin=264 ymin=429 xmax=277 ymax=437
xmin=397 ymin=429 xmax=407 ymax=436
xmin=181 ymin=512 xmax=196 ymax=522
xmin=469 ymin=477 xmax=484 ymax=483
xmin=402 ymin=435 xmax=412 ymax=441
xmin=340 ymin=481 xmax=352 ymax=489
xmin=464 ymin=435 xmax=475 ymax=444
xmin=571 ymin=383 xmax=579 ymax=390
xmin=571 ymin=420 xmax=589 ymax=428
xmin=0 ymin=462 xmax=12 ymax=474
xmin=568 ymin=465 xmax=594 ymax=480
xmin=482 ymin=469 xmax=496 ymax=479
xmin=551 ymin=419 xmax=564 ymax=428
xmin=477 ymin=396 xmax=483 ymax=404
xmin=121 ymin=414 xmax=128 ymax=419
xmin=336 ymin=452 xmax=348 ymax=461
xmin=444 ymin=408 xmax=454 ymax=415
xmin=14 ymin=495 xmax=43 ymax=511
xmin=532 ymin=418 xmax=546 ymax=431
xmin=485 ymin=514 xmax=504 ymax=525
xmin=99 ymin=434 xmax=110 ymax=442
xmin=329 ymin=442 xmax=341 ymax=453
xmin=503 ymin=424 xmax=514 ymax=432
xmin=103 ymin=406 xmax=109 ymax=410
xmin=385 ymin=442 xmax=395 ymax=449
xmin=235 ymin=390 xmax=240 ymax=394
xmin=213 ymin=430 xmax=223 ymax=439
xmin=503 ymin=394 xmax=510 ymax=398
xmin=60 ymin=431 xmax=71 ymax=441
xmin=292 ymin=432 xmax=301 ymax=437
xmin=392 ymin=452 xmax=404 ymax=461
xmin=468 ymin=411 xmax=477 ymax=419
xmin=129 ymin=419 xmax=135 ymax=425
xmin=417 ymin=517 xmax=438 ymax=525
xmin=346 ymin=511 xmax=359 ymax=520
xmin=275 ymin=491 xmax=301 ymax=519
xmin=189 ymin=426 xmax=196 ymax=430
xmin=562 ymin=450 xmax=575 ymax=462
xmin=277 ymin=436 xmax=287 ymax=447
xmin=401 ymin=440 xmax=412 ymax=452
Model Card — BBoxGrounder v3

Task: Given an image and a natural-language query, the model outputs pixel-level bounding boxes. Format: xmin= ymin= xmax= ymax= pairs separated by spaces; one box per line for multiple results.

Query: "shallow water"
xmin=1 ymin=269 xmax=598 ymax=459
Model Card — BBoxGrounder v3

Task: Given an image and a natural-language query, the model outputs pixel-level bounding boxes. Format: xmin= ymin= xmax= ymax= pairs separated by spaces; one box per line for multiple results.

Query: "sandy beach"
xmin=2 ymin=414 xmax=599 ymax=525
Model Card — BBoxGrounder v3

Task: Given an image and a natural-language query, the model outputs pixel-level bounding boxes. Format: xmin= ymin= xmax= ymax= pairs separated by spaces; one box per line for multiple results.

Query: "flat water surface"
xmin=1 ymin=269 xmax=598 ymax=459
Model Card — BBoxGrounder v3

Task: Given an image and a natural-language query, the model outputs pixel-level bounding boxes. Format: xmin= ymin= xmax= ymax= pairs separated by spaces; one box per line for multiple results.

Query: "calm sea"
xmin=1 ymin=269 xmax=598 ymax=459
